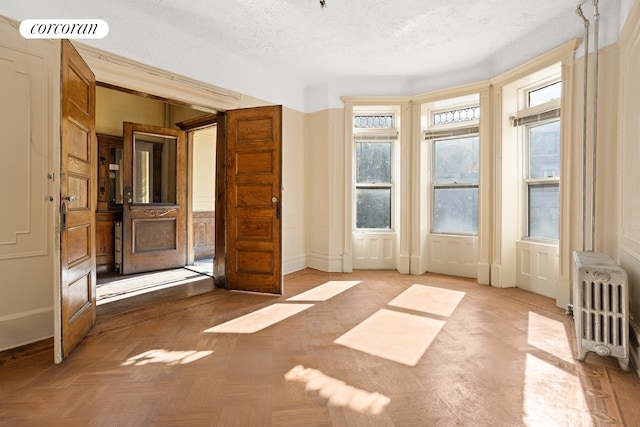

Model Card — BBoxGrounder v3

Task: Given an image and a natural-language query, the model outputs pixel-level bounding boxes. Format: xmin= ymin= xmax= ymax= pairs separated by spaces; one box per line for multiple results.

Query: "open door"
xmin=121 ymin=123 xmax=186 ymax=274
xmin=226 ymin=105 xmax=282 ymax=294
xmin=58 ymin=40 xmax=97 ymax=361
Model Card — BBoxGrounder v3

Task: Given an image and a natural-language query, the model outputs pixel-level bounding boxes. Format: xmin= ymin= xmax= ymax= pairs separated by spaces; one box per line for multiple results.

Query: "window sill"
xmin=517 ymin=238 xmax=559 ymax=248
xmin=429 ymin=232 xmax=478 ymax=238
xmin=354 ymin=229 xmax=394 ymax=234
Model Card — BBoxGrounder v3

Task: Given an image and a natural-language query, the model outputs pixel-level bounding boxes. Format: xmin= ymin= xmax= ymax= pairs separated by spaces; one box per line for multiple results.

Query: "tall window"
xmin=424 ymin=101 xmax=480 ymax=235
xmin=516 ymin=80 xmax=562 ymax=240
xmin=353 ymin=113 xmax=396 ymax=230
xmin=431 ymin=133 xmax=479 ymax=234
xmin=525 ymin=119 xmax=560 ymax=239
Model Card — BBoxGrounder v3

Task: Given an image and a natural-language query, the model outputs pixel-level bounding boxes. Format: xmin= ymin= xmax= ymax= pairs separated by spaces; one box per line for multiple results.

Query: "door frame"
xmin=176 ymin=113 xmax=218 ymax=267
xmin=70 ymin=43 xmax=284 ymax=285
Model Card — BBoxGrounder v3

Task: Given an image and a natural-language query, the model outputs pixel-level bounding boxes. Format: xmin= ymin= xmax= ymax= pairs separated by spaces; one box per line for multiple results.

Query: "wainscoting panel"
xmin=516 ymin=241 xmax=558 ymax=299
xmin=193 ymin=211 xmax=214 ymax=259
xmin=0 ymin=19 xmax=60 ymax=352
xmin=353 ymin=233 xmax=396 ymax=269
xmin=426 ymin=234 xmax=477 ymax=278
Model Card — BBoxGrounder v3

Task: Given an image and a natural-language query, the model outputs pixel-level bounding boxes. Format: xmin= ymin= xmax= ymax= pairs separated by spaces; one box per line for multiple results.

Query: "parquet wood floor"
xmin=1 ymin=269 xmax=639 ymax=426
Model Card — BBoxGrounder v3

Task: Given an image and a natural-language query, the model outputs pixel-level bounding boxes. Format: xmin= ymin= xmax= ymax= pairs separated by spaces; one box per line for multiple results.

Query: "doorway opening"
xmin=94 ymin=84 xmax=218 ymax=308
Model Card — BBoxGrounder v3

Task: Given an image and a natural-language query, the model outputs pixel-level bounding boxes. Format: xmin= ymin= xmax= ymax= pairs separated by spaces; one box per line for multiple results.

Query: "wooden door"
xmin=121 ymin=123 xmax=186 ymax=274
xmin=58 ymin=40 xmax=97 ymax=361
xmin=226 ymin=105 xmax=282 ymax=294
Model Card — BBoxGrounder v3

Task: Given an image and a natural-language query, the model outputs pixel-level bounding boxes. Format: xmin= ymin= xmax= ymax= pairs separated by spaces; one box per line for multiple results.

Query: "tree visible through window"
xmin=355 ymin=141 xmax=392 ymax=229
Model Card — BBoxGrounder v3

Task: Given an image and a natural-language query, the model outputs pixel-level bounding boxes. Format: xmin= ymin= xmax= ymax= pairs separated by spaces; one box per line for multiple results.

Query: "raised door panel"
xmin=226 ymin=106 xmax=282 ymax=294
xmin=59 ymin=40 xmax=96 ymax=361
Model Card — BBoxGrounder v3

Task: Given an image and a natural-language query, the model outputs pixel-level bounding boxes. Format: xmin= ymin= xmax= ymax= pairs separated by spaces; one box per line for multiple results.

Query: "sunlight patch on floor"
xmin=122 ymin=349 xmax=213 ymax=366
xmin=97 ymin=269 xmax=207 ymax=305
xmin=335 ymin=309 xmax=445 ymax=366
xmin=527 ymin=311 xmax=574 ymax=363
xmin=285 ymin=365 xmax=390 ymax=415
xmin=388 ymin=284 xmax=465 ymax=317
xmin=204 ymin=303 xmax=314 ymax=334
xmin=522 ymin=353 xmax=593 ymax=426
xmin=287 ymin=281 xmax=361 ymax=302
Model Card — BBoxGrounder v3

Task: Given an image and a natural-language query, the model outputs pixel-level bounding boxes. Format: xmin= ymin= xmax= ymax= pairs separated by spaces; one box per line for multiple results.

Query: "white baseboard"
xmin=307 ymin=253 xmax=344 ymax=272
xmin=477 ymin=261 xmax=491 ymax=285
xmin=397 ymin=254 xmax=410 ymax=274
xmin=555 ymin=275 xmax=571 ymax=310
xmin=0 ymin=307 xmax=53 ymax=352
xmin=410 ymin=255 xmax=426 ymax=275
xmin=283 ymin=255 xmax=307 ymax=275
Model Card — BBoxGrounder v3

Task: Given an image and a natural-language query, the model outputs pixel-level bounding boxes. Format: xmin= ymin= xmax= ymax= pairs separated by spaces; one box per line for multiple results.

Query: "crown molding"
xmin=73 ymin=42 xmax=242 ymax=112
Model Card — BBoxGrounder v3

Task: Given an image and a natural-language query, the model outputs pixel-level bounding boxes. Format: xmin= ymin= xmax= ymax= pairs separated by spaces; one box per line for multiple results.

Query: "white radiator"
xmin=114 ymin=220 xmax=122 ymax=273
xmin=572 ymin=251 xmax=629 ymax=371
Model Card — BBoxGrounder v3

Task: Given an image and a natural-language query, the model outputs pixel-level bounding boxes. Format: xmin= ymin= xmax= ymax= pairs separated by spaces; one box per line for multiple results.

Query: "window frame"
xmin=427 ymin=128 xmax=480 ymax=236
xmin=352 ymin=109 xmax=399 ymax=232
xmin=515 ymin=75 xmax=562 ymax=242
xmin=522 ymin=117 xmax=561 ymax=241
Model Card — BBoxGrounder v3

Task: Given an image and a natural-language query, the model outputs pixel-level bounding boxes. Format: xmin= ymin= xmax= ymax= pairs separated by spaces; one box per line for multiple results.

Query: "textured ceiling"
xmin=123 ymin=0 xmax=606 ymax=80
xmin=2 ymin=0 xmax=627 ymax=111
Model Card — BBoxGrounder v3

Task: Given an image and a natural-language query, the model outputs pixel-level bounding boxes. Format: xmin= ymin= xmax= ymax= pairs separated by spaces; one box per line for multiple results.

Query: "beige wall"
xmin=616 ymin=0 xmax=640 ymax=375
xmin=96 ymin=87 xmax=205 ymax=136
xmin=0 ymin=20 xmax=60 ymax=351
xmin=282 ymin=108 xmax=307 ymax=273
xmin=305 ymin=109 xmax=346 ymax=272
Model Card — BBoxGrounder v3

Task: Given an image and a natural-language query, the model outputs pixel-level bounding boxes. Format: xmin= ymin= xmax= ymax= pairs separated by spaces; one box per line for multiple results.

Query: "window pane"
xmin=133 ymin=133 xmax=177 ymax=204
xmin=529 ymin=184 xmax=559 ymax=239
xmin=529 ymin=120 xmax=560 ymax=179
xmin=528 ymin=81 xmax=562 ymax=107
xmin=356 ymin=142 xmax=391 ymax=184
xmin=356 ymin=188 xmax=391 ymax=229
xmin=434 ymin=136 xmax=479 ymax=184
xmin=433 ymin=187 xmax=478 ymax=234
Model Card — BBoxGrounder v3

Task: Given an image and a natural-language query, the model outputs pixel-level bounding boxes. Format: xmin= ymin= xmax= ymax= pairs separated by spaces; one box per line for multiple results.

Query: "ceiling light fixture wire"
xmin=320 ymin=0 xmax=326 ymax=9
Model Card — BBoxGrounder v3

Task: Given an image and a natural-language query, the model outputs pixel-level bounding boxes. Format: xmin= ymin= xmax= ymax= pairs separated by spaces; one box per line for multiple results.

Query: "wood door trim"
xmin=182 ymin=113 xmax=219 ymax=266
xmin=176 ymin=113 xmax=217 ymax=131
xmin=214 ymin=112 xmax=227 ymax=288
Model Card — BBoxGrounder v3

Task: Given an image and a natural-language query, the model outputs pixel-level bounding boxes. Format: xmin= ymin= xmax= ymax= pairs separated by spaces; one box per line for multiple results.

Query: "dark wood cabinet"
xmin=96 ymin=134 xmax=123 ymax=273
